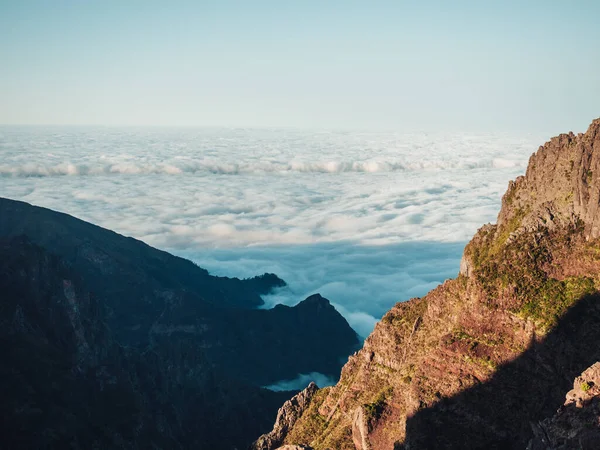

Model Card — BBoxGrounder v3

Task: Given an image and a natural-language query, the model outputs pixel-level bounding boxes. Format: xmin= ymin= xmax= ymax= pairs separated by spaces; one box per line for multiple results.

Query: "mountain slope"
xmin=0 ymin=199 xmax=359 ymax=449
xmin=258 ymin=119 xmax=600 ymax=449
xmin=0 ymin=235 xmax=295 ymax=449
xmin=0 ymin=197 xmax=278 ymax=327
xmin=0 ymin=197 xmax=359 ymax=384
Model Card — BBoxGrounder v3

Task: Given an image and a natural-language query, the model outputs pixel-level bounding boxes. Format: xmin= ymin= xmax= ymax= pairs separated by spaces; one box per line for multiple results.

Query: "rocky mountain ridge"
xmin=253 ymin=382 xmax=320 ymax=450
xmin=257 ymin=119 xmax=600 ymax=449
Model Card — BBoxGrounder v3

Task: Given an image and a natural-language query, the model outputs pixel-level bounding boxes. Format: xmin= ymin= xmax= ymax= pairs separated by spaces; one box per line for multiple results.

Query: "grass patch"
xmin=374 ymin=362 xmax=396 ymax=374
xmin=518 ymin=276 xmax=596 ymax=330
xmin=463 ymin=355 xmax=498 ymax=371
xmin=284 ymin=388 xmax=329 ymax=446
xmin=468 ymin=208 xmax=528 ymax=274
xmin=382 ymin=298 xmax=428 ymax=331
xmin=468 ymin=215 xmax=596 ymax=332
xmin=449 ymin=328 xmax=504 ymax=348
xmin=363 ymin=387 xmax=393 ymax=423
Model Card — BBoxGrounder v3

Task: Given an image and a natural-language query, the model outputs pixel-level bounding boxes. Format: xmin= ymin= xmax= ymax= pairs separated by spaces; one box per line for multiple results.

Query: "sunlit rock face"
xmin=253 ymin=382 xmax=319 ymax=450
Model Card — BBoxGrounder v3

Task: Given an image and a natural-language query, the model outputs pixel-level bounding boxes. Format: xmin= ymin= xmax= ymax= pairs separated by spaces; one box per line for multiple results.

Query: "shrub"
xmin=363 ymin=387 xmax=393 ymax=422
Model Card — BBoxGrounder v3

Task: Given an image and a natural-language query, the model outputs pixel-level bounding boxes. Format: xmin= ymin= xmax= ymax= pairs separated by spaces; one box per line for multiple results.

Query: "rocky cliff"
xmin=253 ymin=382 xmax=320 ymax=450
xmin=258 ymin=119 xmax=600 ymax=449
xmin=0 ymin=199 xmax=359 ymax=449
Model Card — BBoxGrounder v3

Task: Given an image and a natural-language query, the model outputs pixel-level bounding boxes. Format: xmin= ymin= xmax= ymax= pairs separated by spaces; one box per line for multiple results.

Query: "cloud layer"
xmin=0 ymin=126 xmax=544 ymax=337
xmin=263 ymin=372 xmax=337 ymax=392
xmin=176 ymin=241 xmax=464 ymax=338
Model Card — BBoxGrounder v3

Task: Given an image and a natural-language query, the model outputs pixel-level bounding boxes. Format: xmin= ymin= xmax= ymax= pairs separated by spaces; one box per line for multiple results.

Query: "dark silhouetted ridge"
xmin=0 ymin=198 xmax=359 ymax=449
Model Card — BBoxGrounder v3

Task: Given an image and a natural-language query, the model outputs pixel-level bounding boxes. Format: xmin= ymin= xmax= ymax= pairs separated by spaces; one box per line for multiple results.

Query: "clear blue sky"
xmin=1 ymin=0 xmax=598 ymax=132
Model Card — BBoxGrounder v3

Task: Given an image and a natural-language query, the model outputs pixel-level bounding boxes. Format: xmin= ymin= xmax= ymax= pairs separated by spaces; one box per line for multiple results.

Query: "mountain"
xmin=256 ymin=119 xmax=600 ymax=449
xmin=0 ymin=198 xmax=281 ymax=337
xmin=0 ymin=198 xmax=359 ymax=449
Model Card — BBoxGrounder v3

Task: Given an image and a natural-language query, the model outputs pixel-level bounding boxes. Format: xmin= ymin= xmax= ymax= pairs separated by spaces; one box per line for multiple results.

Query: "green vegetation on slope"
xmin=364 ymin=387 xmax=394 ymax=423
xmin=283 ymin=388 xmax=329 ymax=447
xmin=466 ymin=212 xmax=596 ymax=331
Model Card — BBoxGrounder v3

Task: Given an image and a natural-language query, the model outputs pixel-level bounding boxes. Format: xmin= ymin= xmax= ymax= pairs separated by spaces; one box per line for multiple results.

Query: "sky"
xmin=1 ymin=0 xmax=599 ymax=131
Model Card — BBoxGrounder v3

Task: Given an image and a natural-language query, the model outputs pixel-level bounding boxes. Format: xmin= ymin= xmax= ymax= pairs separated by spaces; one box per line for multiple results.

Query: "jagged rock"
xmin=498 ymin=119 xmax=600 ymax=235
xmin=529 ymin=362 xmax=600 ymax=449
xmin=352 ymin=406 xmax=370 ymax=450
xmin=462 ymin=119 xmax=600 ymax=277
xmin=252 ymin=382 xmax=319 ymax=450
xmin=458 ymin=253 xmax=472 ymax=277
xmin=565 ymin=362 xmax=600 ymax=408
xmin=271 ymin=120 xmax=600 ymax=449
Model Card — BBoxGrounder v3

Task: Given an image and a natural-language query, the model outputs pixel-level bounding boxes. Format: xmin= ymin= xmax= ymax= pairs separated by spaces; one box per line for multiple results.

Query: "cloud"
xmin=0 ymin=126 xmax=544 ymax=337
xmin=177 ymin=240 xmax=464 ymax=337
xmin=263 ymin=372 xmax=337 ymax=392
xmin=0 ymin=157 xmax=529 ymax=178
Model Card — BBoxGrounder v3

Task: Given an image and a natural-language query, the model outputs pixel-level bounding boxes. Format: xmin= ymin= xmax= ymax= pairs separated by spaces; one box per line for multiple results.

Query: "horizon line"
xmin=0 ymin=122 xmax=551 ymax=135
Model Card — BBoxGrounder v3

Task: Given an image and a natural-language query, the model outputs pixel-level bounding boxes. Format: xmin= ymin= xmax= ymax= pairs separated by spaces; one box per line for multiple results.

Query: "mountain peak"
xmin=587 ymin=117 xmax=600 ymax=135
xmin=460 ymin=118 xmax=600 ymax=278
xmin=300 ymin=293 xmax=330 ymax=306
xmin=499 ymin=117 xmax=600 ymax=234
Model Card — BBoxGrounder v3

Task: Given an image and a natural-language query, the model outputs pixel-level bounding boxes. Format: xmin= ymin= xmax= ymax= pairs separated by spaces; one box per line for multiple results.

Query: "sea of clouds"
xmin=0 ymin=126 xmax=545 ymax=387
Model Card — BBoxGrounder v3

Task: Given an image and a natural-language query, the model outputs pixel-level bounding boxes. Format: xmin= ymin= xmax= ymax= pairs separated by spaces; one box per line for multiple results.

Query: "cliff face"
xmin=500 ymin=118 xmax=600 ymax=237
xmin=253 ymin=382 xmax=320 ymax=450
xmin=260 ymin=119 xmax=600 ymax=450
xmin=0 ymin=236 xmax=160 ymax=448
xmin=0 ymin=199 xmax=359 ymax=449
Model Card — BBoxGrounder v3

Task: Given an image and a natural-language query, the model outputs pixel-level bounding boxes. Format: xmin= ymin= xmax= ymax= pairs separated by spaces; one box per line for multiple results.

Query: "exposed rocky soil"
xmin=256 ymin=120 xmax=600 ymax=450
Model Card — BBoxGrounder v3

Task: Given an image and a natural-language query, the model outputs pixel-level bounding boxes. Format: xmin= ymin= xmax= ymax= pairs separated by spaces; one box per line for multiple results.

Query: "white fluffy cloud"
xmin=0 ymin=126 xmax=544 ymax=336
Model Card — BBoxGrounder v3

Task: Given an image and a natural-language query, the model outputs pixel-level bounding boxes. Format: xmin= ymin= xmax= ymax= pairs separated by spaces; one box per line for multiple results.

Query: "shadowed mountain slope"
xmin=0 ymin=236 xmax=294 ymax=449
xmin=0 ymin=198 xmax=359 ymax=449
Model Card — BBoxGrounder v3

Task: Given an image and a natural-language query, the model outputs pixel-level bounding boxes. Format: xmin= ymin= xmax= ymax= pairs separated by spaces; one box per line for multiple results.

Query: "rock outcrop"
xmin=262 ymin=119 xmax=600 ymax=449
xmin=529 ymin=362 xmax=600 ymax=449
xmin=500 ymin=118 xmax=600 ymax=238
xmin=460 ymin=119 xmax=600 ymax=278
xmin=0 ymin=199 xmax=359 ymax=449
xmin=253 ymin=382 xmax=319 ymax=450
